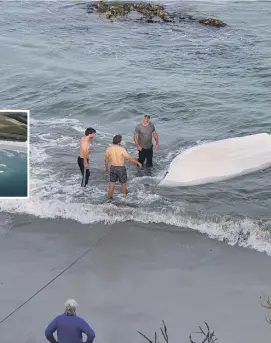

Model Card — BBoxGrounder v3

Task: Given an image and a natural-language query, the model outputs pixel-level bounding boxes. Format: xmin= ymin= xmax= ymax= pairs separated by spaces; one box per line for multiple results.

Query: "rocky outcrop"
xmin=199 ymin=18 xmax=227 ymax=27
xmin=87 ymin=1 xmax=170 ymax=22
xmin=86 ymin=1 xmax=227 ymax=27
xmin=0 ymin=112 xmax=27 ymax=142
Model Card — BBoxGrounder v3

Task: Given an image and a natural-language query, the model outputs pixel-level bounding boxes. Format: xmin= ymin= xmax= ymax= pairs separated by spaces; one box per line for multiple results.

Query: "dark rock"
xmin=86 ymin=1 xmax=227 ymax=27
xmin=0 ymin=112 xmax=27 ymax=142
xmin=199 ymin=18 xmax=227 ymax=27
xmin=88 ymin=1 xmax=171 ymax=22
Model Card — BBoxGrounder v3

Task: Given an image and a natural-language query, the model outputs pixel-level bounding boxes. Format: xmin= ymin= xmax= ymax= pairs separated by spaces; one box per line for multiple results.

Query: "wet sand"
xmin=0 ymin=216 xmax=271 ymax=343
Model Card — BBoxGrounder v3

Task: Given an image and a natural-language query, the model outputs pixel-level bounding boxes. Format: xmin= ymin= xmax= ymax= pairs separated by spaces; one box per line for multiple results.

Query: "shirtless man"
xmin=133 ymin=114 xmax=159 ymax=167
xmin=77 ymin=127 xmax=96 ymax=187
xmin=104 ymin=134 xmax=142 ymax=198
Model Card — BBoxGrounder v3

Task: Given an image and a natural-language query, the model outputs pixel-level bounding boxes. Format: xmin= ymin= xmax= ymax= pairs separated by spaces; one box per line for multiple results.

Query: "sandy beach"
xmin=0 ymin=216 xmax=271 ymax=343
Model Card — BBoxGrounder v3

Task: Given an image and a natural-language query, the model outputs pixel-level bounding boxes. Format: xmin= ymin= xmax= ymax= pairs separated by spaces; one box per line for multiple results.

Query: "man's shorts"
xmin=110 ymin=166 xmax=127 ymax=184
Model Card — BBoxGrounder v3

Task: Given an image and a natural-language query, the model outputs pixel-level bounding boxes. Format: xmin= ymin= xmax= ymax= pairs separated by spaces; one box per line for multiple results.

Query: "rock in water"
xmin=199 ymin=18 xmax=227 ymax=27
xmin=88 ymin=1 xmax=170 ymax=22
xmin=86 ymin=1 xmax=227 ymax=27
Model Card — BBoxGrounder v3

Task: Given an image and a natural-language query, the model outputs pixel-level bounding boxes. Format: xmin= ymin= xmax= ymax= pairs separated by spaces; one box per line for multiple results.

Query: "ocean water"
xmin=0 ymin=149 xmax=27 ymax=197
xmin=0 ymin=0 xmax=271 ymax=254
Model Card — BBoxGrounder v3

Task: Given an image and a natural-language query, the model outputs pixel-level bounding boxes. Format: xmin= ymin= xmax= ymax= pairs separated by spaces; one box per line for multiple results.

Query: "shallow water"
xmin=0 ymin=0 xmax=271 ymax=254
xmin=0 ymin=150 xmax=27 ymax=197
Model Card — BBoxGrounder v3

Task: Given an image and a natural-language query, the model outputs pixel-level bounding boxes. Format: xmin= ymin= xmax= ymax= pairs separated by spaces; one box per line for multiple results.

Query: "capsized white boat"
xmin=159 ymin=133 xmax=271 ymax=187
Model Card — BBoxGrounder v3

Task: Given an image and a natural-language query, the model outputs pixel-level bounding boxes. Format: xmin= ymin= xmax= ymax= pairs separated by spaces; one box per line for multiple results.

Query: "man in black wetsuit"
xmin=77 ymin=127 xmax=96 ymax=187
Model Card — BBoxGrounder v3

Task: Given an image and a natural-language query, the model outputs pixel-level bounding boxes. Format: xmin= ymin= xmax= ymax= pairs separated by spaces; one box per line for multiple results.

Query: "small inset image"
xmin=0 ymin=110 xmax=29 ymax=198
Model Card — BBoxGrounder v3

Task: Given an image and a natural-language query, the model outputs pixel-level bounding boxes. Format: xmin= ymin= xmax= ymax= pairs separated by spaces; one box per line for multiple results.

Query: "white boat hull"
xmin=159 ymin=133 xmax=271 ymax=187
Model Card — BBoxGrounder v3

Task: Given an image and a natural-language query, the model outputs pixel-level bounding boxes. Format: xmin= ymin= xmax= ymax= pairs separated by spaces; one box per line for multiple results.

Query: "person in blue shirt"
xmin=45 ymin=299 xmax=95 ymax=343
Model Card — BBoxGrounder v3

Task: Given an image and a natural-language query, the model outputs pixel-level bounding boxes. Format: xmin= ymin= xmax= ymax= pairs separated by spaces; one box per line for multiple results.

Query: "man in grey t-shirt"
xmin=133 ymin=115 xmax=159 ymax=167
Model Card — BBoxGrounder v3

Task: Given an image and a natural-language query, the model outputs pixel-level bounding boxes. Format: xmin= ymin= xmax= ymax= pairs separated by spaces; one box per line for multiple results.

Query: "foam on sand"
xmin=159 ymin=133 xmax=271 ymax=187
xmin=0 ymin=140 xmax=28 ymax=153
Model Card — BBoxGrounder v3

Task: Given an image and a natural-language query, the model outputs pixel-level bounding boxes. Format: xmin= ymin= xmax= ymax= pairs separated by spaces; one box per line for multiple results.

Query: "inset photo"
xmin=0 ymin=110 xmax=29 ymax=198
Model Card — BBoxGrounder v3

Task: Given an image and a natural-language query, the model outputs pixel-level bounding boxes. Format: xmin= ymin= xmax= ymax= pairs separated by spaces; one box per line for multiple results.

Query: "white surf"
xmin=159 ymin=133 xmax=271 ymax=187
xmin=0 ymin=140 xmax=28 ymax=153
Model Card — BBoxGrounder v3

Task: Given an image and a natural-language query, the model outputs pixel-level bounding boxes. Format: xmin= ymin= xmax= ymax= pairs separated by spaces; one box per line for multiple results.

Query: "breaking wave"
xmin=1 ymin=196 xmax=271 ymax=256
xmin=1 ymin=115 xmax=271 ymax=256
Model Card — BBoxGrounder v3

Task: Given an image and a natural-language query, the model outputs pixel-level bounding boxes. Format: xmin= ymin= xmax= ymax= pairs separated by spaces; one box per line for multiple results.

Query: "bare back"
xmin=80 ymin=136 xmax=90 ymax=159
xmin=105 ymin=145 xmax=130 ymax=166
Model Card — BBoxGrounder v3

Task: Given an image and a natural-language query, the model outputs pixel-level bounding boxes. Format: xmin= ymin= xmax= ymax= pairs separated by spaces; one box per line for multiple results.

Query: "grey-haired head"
xmin=64 ymin=299 xmax=78 ymax=316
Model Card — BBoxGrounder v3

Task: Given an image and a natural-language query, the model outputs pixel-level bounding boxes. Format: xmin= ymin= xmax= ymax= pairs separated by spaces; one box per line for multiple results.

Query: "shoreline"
xmin=0 ymin=215 xmax=271 ymax=343
xmin=0 ymin=140 xmax=28 ymax=153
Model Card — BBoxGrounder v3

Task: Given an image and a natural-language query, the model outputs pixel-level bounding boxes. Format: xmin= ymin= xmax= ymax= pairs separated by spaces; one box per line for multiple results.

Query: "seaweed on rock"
xmin=198 ymin=18 xmax=226 ymax=27
xmin=95 ymin=1 xmax=169 ymax=22
xmin=86 ymin=1 xmax=226 ymax=27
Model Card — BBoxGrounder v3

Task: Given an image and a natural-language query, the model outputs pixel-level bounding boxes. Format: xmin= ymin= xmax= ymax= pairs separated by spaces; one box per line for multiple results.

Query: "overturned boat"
xmin=159 ymin=133 xmax=271 ymax=187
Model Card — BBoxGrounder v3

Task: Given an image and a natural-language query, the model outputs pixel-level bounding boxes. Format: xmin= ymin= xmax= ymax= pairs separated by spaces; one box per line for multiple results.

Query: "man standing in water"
xmin=78 ymin=127 xmax=96 ymax=187
xmin=45 ymin=299 xmax=95 ymax=343
xmin=104 ymin=134 xmax=142 ymax=198
xmin=133 ymin=115 xmax=159 ymax=167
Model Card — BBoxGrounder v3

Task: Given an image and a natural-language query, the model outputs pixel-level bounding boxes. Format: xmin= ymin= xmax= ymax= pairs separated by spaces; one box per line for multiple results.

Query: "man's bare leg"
xmin=121 ymin=183 xmax=127 ymax=196
xmin=108 ymin=183 xmax=115 ymax=198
